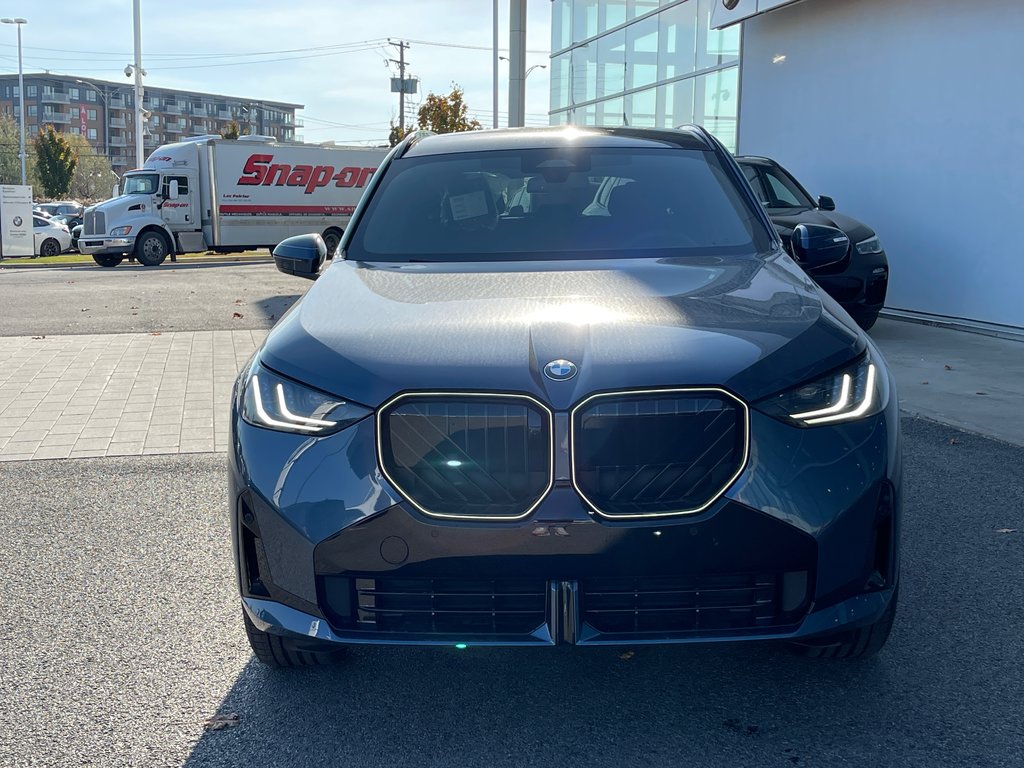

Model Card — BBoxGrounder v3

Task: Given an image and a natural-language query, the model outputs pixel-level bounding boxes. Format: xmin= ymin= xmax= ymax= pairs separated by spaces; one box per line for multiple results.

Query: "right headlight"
xmin=110 ymin=225 xmax=133 ymax=237
xmin=855 ymin=235 xmax=883 ymax=255
xmin=240 ymin=360 xmax=370 ymax=435
xmin=756 ymin=352 xmax=889 ymax=427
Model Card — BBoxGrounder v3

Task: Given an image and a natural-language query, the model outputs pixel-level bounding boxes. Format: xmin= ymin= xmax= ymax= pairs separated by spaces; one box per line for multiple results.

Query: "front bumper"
xmin=229 ymin=386 xmax=902 ymax=649
xmin=77 ymin=236 xmax=135 ymax=256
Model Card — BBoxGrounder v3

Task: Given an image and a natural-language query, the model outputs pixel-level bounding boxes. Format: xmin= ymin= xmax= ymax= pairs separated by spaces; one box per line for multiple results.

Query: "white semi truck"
xmin=78 ymin=135 xmax=386 ymax=267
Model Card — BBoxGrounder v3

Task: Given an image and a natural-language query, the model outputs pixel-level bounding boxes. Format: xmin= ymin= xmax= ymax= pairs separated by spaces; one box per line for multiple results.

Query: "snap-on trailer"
xmin=78 ymin=135 xmax=386 ymax=267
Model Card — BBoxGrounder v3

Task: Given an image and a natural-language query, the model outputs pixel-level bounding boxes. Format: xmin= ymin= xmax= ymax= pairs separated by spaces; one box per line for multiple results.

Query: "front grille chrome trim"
xmin=569 ymin=387 xmax=750 ymax=520
xmin=375 ymin=391 xmax=555 ymax=521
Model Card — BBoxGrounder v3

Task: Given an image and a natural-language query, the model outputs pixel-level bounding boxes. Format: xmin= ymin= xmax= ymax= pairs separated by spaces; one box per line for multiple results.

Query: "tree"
xmin=220 ymin=119 xmax=247 ymax=140
xmin=0 ymin=112 xmax=21 ymax=184
xmin=415 ymin=85 xmax=482 ymax=136
xmin=387 ymin=122 xmax=411 ymax=148
xmin=62 ymin=133 xmax=116 ymax=201
xmin=34 ymin=125 xmax=78 ymax=198
xmin=0 ymin=112 xmax=41 ymax=189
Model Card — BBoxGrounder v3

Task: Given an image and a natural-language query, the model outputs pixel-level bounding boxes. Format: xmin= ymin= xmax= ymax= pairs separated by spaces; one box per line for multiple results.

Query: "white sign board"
xmin=0 ymin=185 xmax=34 ymax=259
xmin=712 ymin=0 xmax=807 ymax=29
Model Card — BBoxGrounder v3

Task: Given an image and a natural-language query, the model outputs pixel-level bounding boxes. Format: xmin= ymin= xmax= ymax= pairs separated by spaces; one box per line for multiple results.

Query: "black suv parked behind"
xmin=736 ymin=157 xmax=888 ymax=330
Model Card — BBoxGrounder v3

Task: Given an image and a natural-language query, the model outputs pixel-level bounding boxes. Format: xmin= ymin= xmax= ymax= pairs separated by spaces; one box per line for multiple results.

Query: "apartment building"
xmin=0 ymin=73 xmax=303 ymax=173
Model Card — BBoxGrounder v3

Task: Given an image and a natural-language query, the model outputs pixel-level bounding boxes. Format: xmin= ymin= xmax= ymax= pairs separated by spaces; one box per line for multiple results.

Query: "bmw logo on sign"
xmin=544 ymin=359 xmax=578 ymax=381
xmin=12 ymin=216 xmax=22 ymax=227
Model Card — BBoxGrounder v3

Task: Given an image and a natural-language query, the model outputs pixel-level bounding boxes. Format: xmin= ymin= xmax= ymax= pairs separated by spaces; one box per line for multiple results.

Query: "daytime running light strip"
xmin=790 ymin=373 xmax=853 ymax=420
xmin=804 ymin=365 xmax=877 ymax=425
xmin=275 ymin=384 xmax=337 ymax=427
xmin=250 ymin=374 xmax=322 ymax=433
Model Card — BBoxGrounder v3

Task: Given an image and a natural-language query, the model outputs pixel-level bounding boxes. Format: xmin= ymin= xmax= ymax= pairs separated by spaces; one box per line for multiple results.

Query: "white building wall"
xmin=737 ymin=0 xmax=1024 ymax=328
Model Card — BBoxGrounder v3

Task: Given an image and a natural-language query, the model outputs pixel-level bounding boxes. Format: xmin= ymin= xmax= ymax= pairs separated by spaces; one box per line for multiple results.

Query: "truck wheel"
xmin=93 ymin=254 xmax=124 ymax=268
xmin=322 ymin=228 xmax=343 ymax=259
xmin=39 ymin=238 xmax=61 ymax=257
xmin=135 ymin=231 xmax=170 ymax=266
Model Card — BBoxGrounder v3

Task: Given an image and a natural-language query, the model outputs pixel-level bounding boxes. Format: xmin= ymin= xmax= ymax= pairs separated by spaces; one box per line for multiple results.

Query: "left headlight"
xmin=240 ymin=361 xmax=371 ymax=435
xmin=110 ymin=225 xmax=133 ymax=237
xmin=855 ymin=235 xmax=883 ymax=255
xmin=757 ymin=352 xmax=889 ymax=427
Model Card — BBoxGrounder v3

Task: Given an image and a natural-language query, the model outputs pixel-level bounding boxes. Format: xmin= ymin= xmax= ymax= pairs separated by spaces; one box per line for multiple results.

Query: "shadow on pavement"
xmin=252 ymin=294 xmax=303 ymax=326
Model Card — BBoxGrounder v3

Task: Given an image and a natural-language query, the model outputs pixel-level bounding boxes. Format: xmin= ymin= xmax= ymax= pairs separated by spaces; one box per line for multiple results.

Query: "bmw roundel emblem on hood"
xmin=544 ymin=359 xmax=578 ymax=381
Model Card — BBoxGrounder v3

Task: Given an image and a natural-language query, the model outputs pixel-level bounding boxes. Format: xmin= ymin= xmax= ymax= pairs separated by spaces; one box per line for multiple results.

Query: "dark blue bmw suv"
xmin=230 ymin=126 xmax=901 ymax=666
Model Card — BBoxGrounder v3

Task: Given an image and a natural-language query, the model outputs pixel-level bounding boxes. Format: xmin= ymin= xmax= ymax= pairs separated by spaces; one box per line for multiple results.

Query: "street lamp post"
xmin=1 ymin=17 xmax=28 ymax=185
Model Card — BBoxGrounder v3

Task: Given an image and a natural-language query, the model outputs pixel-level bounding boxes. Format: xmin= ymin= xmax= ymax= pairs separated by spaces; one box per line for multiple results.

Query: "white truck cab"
xmin=79 ymin=135 xmax=384 ymax=267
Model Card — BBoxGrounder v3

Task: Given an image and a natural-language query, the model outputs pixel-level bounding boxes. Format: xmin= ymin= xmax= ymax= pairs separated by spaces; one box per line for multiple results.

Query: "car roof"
xmin=402 ymin=126 xmax=717 ymax=158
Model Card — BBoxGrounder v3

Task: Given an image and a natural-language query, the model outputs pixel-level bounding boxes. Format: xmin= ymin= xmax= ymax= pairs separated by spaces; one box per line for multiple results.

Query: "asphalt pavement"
xmin=0 ymin=418 xmax=1021 ymax=767
xmin=0 ymin=262 xmax=304 ymax=336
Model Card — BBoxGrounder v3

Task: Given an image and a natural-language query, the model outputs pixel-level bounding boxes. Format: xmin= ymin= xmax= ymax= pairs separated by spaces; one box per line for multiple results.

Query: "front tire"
xmin=40 ymin=238 xmax=61 ymax=257
xmin=322 ymin=227 xmax=343 ymax=259
xmin=795 ymin=586 xmax=898 ymax=659
xmin=135 ymin=231 xmax=170 ymax=266
xmin=92 ymin=254 xmax=124 ymax=268
xmin=242 ymin=609 xmax=333 ymax=668
xmin=855 ymin=312 xmax=880 ymax=331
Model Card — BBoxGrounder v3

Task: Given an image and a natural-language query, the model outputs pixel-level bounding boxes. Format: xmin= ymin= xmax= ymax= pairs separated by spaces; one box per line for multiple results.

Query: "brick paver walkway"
xmin=0 ymin=331 xmax=265 ymax=461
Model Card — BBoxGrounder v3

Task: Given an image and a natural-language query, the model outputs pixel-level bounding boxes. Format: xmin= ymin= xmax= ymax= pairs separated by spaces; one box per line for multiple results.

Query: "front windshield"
xmin=123 ymin=173 xmax=159 ymax=195
xmin=347 ymin=147 xmax=773 ymax=262
xmin=750 ymin=164 xmax=815 ymax=210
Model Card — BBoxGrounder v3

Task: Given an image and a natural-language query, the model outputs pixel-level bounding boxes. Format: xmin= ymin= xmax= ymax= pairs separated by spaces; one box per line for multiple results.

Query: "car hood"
xmin=259 ymin=253 xmax=865 ymax=409
xmin=767 ymin=208 xmax=874 ymax=244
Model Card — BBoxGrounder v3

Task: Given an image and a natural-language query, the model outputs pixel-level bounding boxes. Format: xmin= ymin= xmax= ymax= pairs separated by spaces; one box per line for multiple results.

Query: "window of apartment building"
xmin=42 ymin=85 xmax=53 ymax=96
xmin=12 ymin=86 xmax=19 ymax=97
xmin=69 ymin=87 xmax=80 ymax=100
xmin=87 ymin=128 xmax=97 ymax=140
xmin=26 ymin=85 xmax=37 ymax=97
xmin=88 ymin=109 xmax=97 ymax=121
xmin=150 ymin=96 xmax=160 ymax=108
xmin=69 ymin=126 xmax=81 ymax=135
xmin=28 ymin=105 xmax=37 ymax=117
xmin=151 ymin=114 xmax=160 ymax=126
xmin=86 ymin=90 xmax=97 ymax=102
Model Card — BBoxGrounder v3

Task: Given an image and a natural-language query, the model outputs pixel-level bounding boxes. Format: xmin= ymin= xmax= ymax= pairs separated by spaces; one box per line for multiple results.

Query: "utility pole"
xmin=390 ymin=40 xmax=410 ymax=134
xmin=492 ymin=0 xmax=499 ymax=128
xmin=508 ymin=0 xmax=527 ymax=128
xmin=131 ymin=0 xmax=146 ymax=168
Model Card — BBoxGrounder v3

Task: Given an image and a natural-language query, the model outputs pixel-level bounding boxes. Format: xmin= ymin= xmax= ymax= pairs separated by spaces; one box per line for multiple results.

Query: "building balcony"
xmin=165 ymin=122 xmax=184 ymax=133
xmin=218 ymin=109 xmax=233 ymax=120
xmin=41 ymin=110 xmax=71 ymax=124
xmin=164 ymin=103 xmax=182 ymax=115
xmin=42 ymin=92 xmax=71 ymax=105
xmin=109 ymin=136 xmax=127 ymax=147
xmin=110 ymin=117 xmax=126 ymax=128
xmin=109 ymin=96 xmax=128 ymax=109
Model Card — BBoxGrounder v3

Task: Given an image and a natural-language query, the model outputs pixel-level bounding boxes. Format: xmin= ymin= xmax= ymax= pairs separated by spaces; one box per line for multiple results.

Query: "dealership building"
xmin=549 ymin=0 xmax=1024 ymax=331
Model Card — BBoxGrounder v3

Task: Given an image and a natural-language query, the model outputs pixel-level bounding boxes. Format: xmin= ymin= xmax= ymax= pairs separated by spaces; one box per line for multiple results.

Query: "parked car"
xmin=70 ymin=224 xmax=82 ymax=252
xmin=736 ymin=156 xmax=888 ymax=330
xmin=33 ymin=215 xmax=72 ymax=256
xmin=232 ymin=126 xmax=902 ymax=667
xmin=35 ymin=200 xmax=85 ymax=220
xmin=50 ymin=213 xmax=84 ymax=231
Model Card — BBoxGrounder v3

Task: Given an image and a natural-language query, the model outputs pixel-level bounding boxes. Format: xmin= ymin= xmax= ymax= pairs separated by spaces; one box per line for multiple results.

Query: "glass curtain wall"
xmin=550 ymin=0 xmax=740 ymax=150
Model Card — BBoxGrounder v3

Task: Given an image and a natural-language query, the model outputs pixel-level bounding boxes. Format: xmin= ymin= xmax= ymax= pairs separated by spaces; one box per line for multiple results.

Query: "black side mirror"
xmin=790 ymin=223 xmax=849 ymax=269
xmin=273 ymin=233 xmax=326 ymax=280
xmin=817 ymin=195 xmax=836 ymax=211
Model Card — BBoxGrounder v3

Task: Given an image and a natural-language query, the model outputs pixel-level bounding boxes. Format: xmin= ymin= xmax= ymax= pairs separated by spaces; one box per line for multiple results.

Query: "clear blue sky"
xmin=0 ymin=0 xmax=553 ymax=144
